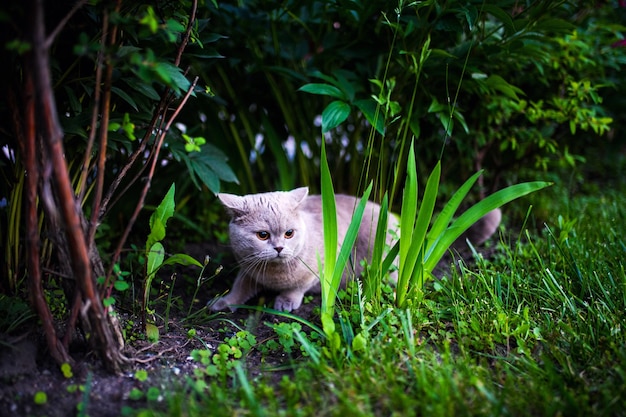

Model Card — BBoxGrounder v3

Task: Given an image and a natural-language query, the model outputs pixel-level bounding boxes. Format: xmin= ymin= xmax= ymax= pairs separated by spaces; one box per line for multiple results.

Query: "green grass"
xmin=131 ymin=183 xmax=626 ymax=417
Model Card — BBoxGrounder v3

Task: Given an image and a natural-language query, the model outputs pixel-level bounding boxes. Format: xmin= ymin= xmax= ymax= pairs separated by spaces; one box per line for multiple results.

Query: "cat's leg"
xmin=209 ymin=273 xmax=259 ymax=312
xmin=273 ymin=287 xmax=308 ymax=312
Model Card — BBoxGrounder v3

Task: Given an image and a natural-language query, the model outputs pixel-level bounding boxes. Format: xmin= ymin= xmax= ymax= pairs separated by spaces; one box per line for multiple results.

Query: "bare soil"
xmin=0 ymin=241 xmax=319 ymax=417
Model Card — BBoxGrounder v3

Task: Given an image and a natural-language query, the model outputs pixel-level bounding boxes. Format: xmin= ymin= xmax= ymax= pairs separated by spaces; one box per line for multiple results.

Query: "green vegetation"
xmin=0 ymin=0 xmax=625 ymax=416
xmin=129 ymin=184 xmax=626 ymax=417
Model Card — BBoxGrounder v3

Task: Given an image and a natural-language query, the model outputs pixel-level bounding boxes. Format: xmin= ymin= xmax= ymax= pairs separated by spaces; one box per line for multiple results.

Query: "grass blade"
xmin=428 ymin=170 xmax=483 ymax=240
xmin=320 ymin=141 xmax=338 ymax=316
xmin=424 ymin=181 xmax=552 ymax=271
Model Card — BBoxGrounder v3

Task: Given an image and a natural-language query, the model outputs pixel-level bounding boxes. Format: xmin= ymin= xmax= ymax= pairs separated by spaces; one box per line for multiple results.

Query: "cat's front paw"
xmin=273 ymin=294 xmax=303 ymax=312
xmin=209 ymin=296 xmax=238 ymax=312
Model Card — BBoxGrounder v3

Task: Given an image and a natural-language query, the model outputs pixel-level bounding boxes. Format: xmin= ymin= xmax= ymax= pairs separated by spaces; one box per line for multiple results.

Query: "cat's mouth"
xmin=270 ymin=253 xmax=291 ymax=263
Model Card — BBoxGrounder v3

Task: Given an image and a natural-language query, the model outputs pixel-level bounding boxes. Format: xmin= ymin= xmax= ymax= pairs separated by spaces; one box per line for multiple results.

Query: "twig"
xmin=99 ymin=0 xmax=198 ymax=219
xmin=88 ymin=0 xmax=121 ymax=244
xmin=77 ymin=9 xmax=108 ymax=202
xmin=174 ymin=0 xmax=198 ymax=66
xmin=44 ymin=0 xmax=89 ymax=49
xmin=104 ymin=77 xmax=199 ymax=296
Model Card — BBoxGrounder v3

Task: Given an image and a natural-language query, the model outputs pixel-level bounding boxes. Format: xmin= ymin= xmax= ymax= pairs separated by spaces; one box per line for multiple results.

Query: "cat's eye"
xmin=256 ymin=231 xmax=270 ymax=240
xmin=284 ymin=229 xmax=295 ymax=239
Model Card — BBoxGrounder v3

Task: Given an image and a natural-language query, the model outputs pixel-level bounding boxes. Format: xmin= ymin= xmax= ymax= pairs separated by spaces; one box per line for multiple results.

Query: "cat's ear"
xmin=217 ymin=193 xmax=246 ymax=218
xmin=289 ymin=187 xmax=309 ymax=205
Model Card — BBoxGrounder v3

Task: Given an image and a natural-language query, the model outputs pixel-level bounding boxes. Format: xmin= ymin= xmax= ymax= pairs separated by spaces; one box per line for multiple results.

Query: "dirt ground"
xmin=0 ymin=241 xmax=320 ymax=417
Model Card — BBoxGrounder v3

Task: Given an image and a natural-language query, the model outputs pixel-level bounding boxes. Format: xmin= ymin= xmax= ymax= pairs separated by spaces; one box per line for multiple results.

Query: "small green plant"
xmin=393 ymin=141 xmax=551 ymax=309
xmin=142 ymin=183 xmax=203 ymax=334
xmin=191 ymin=330 xmax=258 ymax=382
xmin=60 ymin=362 xmax=73 ymax=379
xmin=33 ymin=391 xmax=47 ymax=405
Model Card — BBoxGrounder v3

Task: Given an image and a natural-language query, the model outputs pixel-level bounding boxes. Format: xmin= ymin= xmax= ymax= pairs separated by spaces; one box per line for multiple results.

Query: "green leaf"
xmin=128 ymin=388 xmax=144 ymax=401
xmin=161 ymin=253 xmax=203 ymax=268
xmin=534 ymin=18 xmax=576 ymax=34
xmin=146 ymin=322 xmax=159 ymax=342
xmin=190 ymin=160 xmax=220 ymax=193
xmin=34 ymin=391 xmax=47 ymax=405
xmin=147 ymin=242 xmax=165 ymax=278
xmin=61 ymin=363 xmax=73 ymax=379
xmin=126 ymin=80 xmax=161 ymax=100
xmin=139 ymin=6 xmax=158 ymax=33
xmin=333 ymin=183 xmax=372 ymax=292
xmin=156 ymin=62 xmax=191 ymax=93
xmin=320 ymin=141 xmax=337 ymax=316
xmin=352 ymin=332 xmax=367 ymax=352
xmin=427 ymin=171 xmax=483 ymax=243
xmin=134 ymin=369 xmax=148 ymax=382
xmin=147 ymin=183 xmax=176 ymax=250
xmin=399 ymin=140 xmax=418 ymax=268
xmin=111 ymin=86 xmax=138 ymax=111
xmin=321 ymin=312 xmax=336 ymax=339
xmin=354 ymin=99 xmax=385 ymax=135
xmin=484 ymin=75 xmax=525 ymax=101
xmin=321 ymin=101 xmax=351 ymax=132
xmin=332 ymin=69 xmax=357 ymax=102
xmin=298 ymin=83 xmax=346 ymax=100
xmin=424 ymin=181 xmax=552 ymax=272
xmin=114 ymin=280 xmax=130 ymax=291
xmin=482 ymin=4 xmax=516 ymax=34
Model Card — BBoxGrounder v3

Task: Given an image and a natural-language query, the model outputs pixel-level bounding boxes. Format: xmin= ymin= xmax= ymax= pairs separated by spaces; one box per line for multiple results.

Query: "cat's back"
xmin=301 ymin=194 xmax=386 ymax=232
xmin=301 ymin=194 xmax=365 ymax=217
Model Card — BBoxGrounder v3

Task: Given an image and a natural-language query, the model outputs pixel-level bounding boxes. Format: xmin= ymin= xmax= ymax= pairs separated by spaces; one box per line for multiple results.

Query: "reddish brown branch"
xmin=88 ymin=0 xmax=121 ymax=244
xmin=174 ymin=0 xmax=198 ymax=66
xmin=32 ymin=0 xmax=127 ymax=373
xmin=21 ymin=60 xmax=72 ymax=366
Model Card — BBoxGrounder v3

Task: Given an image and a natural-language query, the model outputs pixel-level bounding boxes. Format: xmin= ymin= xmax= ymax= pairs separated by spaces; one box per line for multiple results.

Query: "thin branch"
xmin=24 ymin=1 xmax=73 ymax=366
xmin=44 ymin=0 xmax=89 ymax=49
xmin=98 ymin=103 xmax=165 ymax=218
xmin=33 ymin=0 xmax=127 ymax=373
xmin=99 ymin=0 xmax=198 ymax=219
xmin=77 ymin=9 xmax=108 ymax=202
xmin=104 ymin=77 xmax=199 ymax=293
xmin=174 ymin=0 xmax=198 ymax=66
xmin=88 ymin=0 xmax=121 ymax=244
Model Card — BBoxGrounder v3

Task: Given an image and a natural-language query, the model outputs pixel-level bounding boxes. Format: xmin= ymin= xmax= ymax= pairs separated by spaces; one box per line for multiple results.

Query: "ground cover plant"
xmin=0 ymin=0 xmax=625 ymax=416
xmin=128 ymin=181 xmax=626 ymax=417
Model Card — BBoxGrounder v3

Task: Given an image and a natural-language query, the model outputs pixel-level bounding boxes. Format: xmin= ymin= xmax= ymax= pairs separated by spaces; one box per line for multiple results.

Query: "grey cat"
xmin=210 ymin=187 xmax=501 ymax=313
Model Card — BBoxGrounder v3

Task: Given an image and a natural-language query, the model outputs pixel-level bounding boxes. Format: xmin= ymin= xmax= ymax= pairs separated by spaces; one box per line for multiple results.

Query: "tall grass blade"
xmin=332 ymin=183 xmax=372 ymax=289
xmin=320 ymin=141 xmax=338 ymax=317
xmin=397 ymin=140 xmax=418 ymax=305
xmin=424 ymin=181 xmax=552 ymax=272
xmin=367 ymin=193 xmax=390 ymax=301
xmin=428 ymin=170 xmax=483 ymax=240
xmin=320 ymin=140 xmax=373 ymax=320
xmin=399 ymin=141 xmax=418 ymax=262
xmin=402 ymin=161 xmax=440 ymax=304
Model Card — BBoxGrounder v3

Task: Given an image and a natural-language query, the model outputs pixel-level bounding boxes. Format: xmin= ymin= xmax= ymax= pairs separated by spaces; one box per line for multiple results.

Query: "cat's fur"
xmin=210 ymin=187 xmax=501 ymax=312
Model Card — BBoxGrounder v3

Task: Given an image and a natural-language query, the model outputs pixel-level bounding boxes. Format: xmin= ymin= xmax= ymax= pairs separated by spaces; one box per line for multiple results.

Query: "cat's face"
xmin=218 ymin=188 xmax=309 ymax=267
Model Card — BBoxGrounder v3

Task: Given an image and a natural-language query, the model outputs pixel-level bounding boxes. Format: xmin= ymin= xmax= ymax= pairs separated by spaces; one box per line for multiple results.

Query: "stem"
xmin=22 ymin=53 xmax=72 ymax=366
xmin=105 ymin=77 xmax=199 ymax=299
xmin=32 ymin=0 xmax=127 ymax=373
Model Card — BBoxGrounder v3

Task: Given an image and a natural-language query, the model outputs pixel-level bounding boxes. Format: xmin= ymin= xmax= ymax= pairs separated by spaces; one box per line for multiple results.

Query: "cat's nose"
xmin=274 ymin=246 xmax=283 ymax=254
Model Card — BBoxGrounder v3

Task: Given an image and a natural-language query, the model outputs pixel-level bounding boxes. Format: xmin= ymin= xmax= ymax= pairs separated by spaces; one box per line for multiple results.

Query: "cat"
xmin=209 ymin=187 xmax=501 ymax=313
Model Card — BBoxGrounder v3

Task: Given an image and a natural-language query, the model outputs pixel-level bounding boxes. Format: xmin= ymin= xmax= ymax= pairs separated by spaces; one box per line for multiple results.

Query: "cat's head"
xmin=218 ymin=187 xmax=309 ymax=265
